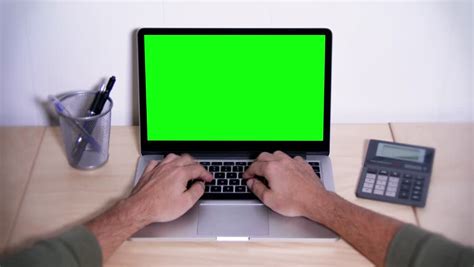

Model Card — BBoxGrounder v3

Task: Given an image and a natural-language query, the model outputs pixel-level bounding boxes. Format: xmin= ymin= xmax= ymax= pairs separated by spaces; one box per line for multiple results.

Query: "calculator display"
xmin=376 ymin=143 xmax=425 ymax=163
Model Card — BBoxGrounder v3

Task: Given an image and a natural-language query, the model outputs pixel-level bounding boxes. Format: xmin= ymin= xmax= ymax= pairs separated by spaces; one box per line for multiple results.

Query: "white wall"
xmin=1 ymin=0 xmax=472 ymax=126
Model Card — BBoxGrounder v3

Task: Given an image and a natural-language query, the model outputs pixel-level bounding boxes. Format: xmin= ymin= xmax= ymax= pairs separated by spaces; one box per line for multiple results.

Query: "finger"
xmin=243 ymin=161 xmax=268 ymax=179
xmin=294 ymin=156 xmax=306 ymax=164
xmin=180 ymin=164 xmax=213 ymax=182
xmin=143 ymin=160 xmax=159 ymax=174
xmin=273 ymin=150 xmax=290 ymax=159
xmin=247 ymin=179 xmax=272 ymax=204
xmin=174 ymin=154 xmax=196 ymax=166
xmin=185 ymin=181 xmax=205 ymax=207
xmin=256 ymin=152 xmax=273 ymax=162
xmin=161 ymin=153 xmax=179 ymax=164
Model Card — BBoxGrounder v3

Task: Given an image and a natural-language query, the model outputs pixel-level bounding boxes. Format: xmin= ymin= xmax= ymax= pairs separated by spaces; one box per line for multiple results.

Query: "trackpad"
xmin=197 ymin=204 xmax=269 ymax=236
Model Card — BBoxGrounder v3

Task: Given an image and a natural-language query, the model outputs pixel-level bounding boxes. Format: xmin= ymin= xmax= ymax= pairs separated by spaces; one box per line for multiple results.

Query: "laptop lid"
xmin=137 ymin=28 xmax=332 ymax=156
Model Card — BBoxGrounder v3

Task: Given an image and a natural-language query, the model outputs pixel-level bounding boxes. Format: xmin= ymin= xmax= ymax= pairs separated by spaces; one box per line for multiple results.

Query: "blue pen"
xmin=48 ymin=95 xmax=102 ymax=152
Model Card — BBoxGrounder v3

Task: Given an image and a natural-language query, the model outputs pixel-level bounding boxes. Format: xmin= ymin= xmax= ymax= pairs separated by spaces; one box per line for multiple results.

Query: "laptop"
xmin=132 ymin=28 xmax=337 ymax=240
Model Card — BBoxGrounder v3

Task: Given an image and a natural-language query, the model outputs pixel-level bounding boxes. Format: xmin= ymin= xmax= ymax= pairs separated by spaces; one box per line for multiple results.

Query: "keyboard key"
xmin=221 ymin=166 xmax=232 ymax=172
xmin=204 ymin=166 xmax=209 ymax=171
xmin=215 ymin=172 xmax=225 ymax=178
xmin=238 ymin=173 xmax=243 ymax=178
xmin=227 ymin=173 xmax=237 ymax=178
xmin=233 ymin=166 xmax=243 ymax=172
xmin=236 ymin=162 xmax=246 ymax=166
xmin=223 ymin=186 xmax=233 ymax=192
xmin=211 ymin=186 xmax=221 ymax=192
xmin=224 ymin=162 xmax=234 ymax=165
xmin=240 ymin=179 xmax=247 ymax=185
xmin=236 ymin=186 xmax=246 ymax=192
xmin=246 ymin=162 xmax=252 ymax=166
xmin=206 ymin=180 xmax=216 ymax=185
xmin=312 ymin=166 xmax=320 ymax=173
xmin=209 ymin=166 xmax=220 ymax=172
xmin=211 ymin=162 xmax=222 ymax=165
xmin=308 ymin=161 xmax=319 ymax=166
xmin=205 ymin=186 xmax=211 ymax=192
xmin=200 ymin=162 xmax=210 ymax=166
xmin=217 ymin=179 xmax=228 ymax=185
xmin=229 ymin=179 xmax=239 ymax=185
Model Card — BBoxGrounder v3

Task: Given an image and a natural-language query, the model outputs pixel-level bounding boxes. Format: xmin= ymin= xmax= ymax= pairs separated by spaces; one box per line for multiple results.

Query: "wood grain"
xmin=391 ymin=123 xmax=473 ymax=246
xmin=0 ymin=127 xmax=45 ymax=253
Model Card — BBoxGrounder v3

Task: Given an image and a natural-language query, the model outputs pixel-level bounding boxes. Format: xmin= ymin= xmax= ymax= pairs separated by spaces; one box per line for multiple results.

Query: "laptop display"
xmin=137 ymin=29 xmax=332 ymax=153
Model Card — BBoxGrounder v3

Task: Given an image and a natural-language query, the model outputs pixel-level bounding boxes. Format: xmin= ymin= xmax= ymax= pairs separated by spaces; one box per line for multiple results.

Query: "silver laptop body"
xmin=132 ymin=28 xmax=337 ymax=241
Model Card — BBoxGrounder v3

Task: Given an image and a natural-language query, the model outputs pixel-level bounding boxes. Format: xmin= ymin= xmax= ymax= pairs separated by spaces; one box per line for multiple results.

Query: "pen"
xmin=48 ymin=95 xmax=102 ymax=152
xmin=71 ymin=76 xmax=116 ymax=164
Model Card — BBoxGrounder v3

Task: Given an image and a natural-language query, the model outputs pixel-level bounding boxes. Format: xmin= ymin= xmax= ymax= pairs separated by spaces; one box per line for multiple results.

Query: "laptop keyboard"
xmin=191 ymin=160 xmax=321 ymax=195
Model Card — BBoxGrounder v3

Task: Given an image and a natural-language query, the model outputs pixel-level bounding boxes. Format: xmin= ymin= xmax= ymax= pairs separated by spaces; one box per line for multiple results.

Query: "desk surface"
xmin=1 ymin=123 xmax=471 ymax=266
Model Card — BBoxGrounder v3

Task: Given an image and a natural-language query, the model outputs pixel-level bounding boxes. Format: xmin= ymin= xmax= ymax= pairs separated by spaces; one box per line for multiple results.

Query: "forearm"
xmin=85 ymin=196 xmax=151 ymax=262
xmin=305 ymin=192 xmax=403 ymax=266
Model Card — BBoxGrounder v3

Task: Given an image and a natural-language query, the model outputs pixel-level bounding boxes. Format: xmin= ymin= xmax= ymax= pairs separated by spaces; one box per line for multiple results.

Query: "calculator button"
xmin=390 ymin=171 xmax=400 ymax=177
xmin=388 ymin=180 xmax=399 ymax=187
xmin=366 ymin=173 xmax=376 ymax=179
xmin=412 ymin=190 xmax=422 ymax=196
xmin=414 ymin=180 xmax=424 ymax=186
xmin=375 ymin=185 xmax=385 ymax=190
xmin=403 ymin=173 xmax=413 ymax=179
xmin=386 ymin=185 xmax=397 ymax=192
xmin=379 ymin=170 xmax=388 ymax=175
xmin=399 ymin=191 xmax=409 ymax=199
xmin=363 ymin=180 xmax=374 ymax=187
xmin=377 ymin=175 xmax=388 ymax=182
xmin=365 ymin=177 xmax=376 ymax=183
xmin=411 ymin=195 xmax=421 ymax=201
xmin=413 ymin=185 xmax=422 ymax=191
xmin=376 ymin=180 xmax=387 ymax=186
xmin=401 ymin=184 xmax=411 ymax=191
xmin=402 ymin=179 xmax=412 ymax=185
xmin=362 ymin=187 xmax=373 ymax=193
xmin=385 ymin=191 xmax=396 ymax=197
xmin=367 ymin=168 xmax=377 ymax=174
xmin=374 ymin=189 xmax=385 ymax=195
xmin=416 ymin=175 xmax=425 ymax=180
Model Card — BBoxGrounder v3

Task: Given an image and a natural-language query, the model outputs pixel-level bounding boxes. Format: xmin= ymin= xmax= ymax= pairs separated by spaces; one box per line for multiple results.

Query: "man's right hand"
xmin=243 ymin=151 xmax=331 ymax=220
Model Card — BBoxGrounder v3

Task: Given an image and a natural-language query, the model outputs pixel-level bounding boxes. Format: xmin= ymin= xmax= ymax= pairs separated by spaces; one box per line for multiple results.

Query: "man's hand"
xmin=243 ymin=151 xmax=329 ymax=219
xmin=129 ymin=153 xmax=213 ymax=223
xmin=86 ymin=153 xmax=212 ymax=261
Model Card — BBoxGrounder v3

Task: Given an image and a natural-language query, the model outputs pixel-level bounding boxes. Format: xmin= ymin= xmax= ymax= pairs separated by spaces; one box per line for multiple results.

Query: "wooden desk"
xmin=0 ymin=127 xmax=45 ymax=253
xmin=391 ymin=123 xmax=473 ymax=246
xmin=1 ymin=124 xmax=421 ymax=266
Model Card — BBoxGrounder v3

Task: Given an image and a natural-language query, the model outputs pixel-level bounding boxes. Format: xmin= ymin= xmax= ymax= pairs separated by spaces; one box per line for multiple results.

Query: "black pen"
xmin=72 ymin=76 xmax=116 ymax=164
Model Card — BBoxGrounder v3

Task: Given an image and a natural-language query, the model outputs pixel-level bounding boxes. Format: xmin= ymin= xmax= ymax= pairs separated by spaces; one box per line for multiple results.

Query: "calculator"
xmin=356 ymin=140 xmax=435 ymax=207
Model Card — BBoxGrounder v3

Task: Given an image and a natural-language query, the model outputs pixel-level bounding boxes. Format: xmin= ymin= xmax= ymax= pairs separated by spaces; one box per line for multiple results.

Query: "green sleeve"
xmin=0 ymin=225 xmax=102 ymax=267
xmin=386 ymin=224 xmax=474 ymax=267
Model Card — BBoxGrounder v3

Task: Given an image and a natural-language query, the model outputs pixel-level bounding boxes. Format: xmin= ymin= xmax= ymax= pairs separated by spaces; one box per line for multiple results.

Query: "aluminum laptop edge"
xmin=131 ymin=28 xmax=338 ymax=241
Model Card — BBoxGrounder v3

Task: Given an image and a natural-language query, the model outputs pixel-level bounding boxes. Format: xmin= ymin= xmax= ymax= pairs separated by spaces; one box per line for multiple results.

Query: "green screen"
xmin=144 ymin=34 xmax=326 ymax=141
